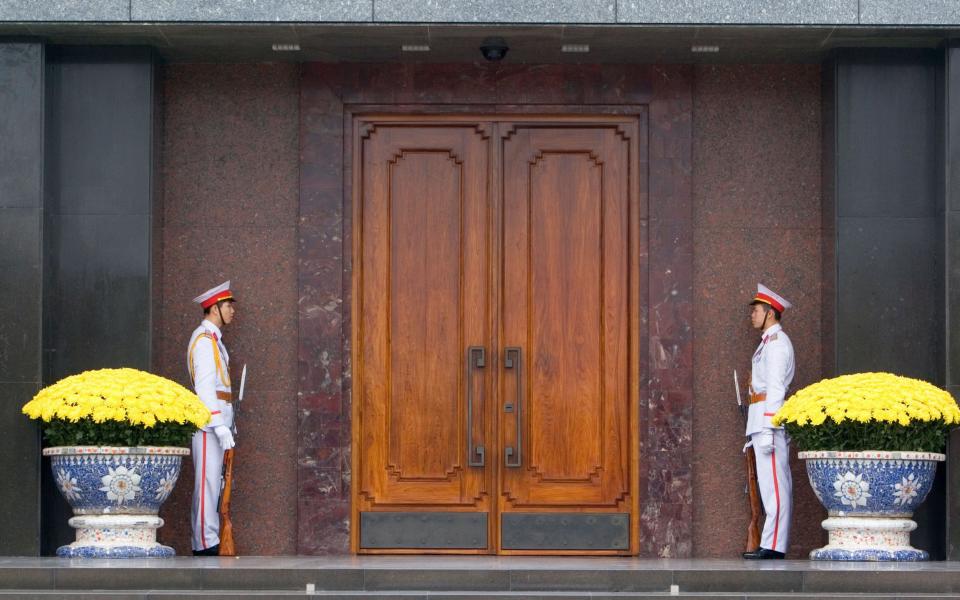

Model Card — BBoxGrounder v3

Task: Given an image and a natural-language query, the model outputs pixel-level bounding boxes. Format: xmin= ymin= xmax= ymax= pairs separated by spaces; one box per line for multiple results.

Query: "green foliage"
xmin=785 ymin=419 xmax=949 ymax=453
xmin=43 ymin=418 xmax=196 ymax=448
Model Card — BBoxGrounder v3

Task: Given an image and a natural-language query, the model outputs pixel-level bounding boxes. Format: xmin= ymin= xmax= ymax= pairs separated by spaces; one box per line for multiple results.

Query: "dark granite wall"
xmin=946 ymin=45 xmax=960 ymax=560
xmin=0 ymin=42 xmax=44 ymax=556
xmin=155 ymin=63 xmax=301 ymax=556
xmin=41 ymin=47 xmax=158 ymax=554
xmin=827 ymin=49 xmax=946 ymax=560
xmin=833 ymin=51 xmax=943 ymax=382
xmin=691 ymin=64 xmax=826 ymax=558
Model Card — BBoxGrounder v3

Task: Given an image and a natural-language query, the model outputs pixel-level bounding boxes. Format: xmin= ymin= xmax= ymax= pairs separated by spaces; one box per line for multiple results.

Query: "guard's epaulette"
xmin=768 ymin=333 xmax=779 ymax=342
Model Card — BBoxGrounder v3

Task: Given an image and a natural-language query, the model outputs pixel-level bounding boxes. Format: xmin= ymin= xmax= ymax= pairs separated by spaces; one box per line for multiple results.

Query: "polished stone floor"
xmin=5 ymin=556 xmax=960 ymax=570
xmin=6 ymin=557 xmax=960 ymax=598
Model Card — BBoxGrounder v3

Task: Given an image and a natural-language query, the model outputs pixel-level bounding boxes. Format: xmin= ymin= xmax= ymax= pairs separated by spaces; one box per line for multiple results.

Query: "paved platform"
xmin=4 ymin=556 xmax=960 ymax=598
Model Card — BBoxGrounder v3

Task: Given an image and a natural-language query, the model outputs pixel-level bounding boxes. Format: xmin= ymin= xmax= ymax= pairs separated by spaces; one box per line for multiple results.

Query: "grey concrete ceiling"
xmin=0 ymin=22 xmax=955 ymax=63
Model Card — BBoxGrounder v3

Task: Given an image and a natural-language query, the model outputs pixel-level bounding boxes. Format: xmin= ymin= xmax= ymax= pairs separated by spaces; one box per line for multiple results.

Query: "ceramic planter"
xmin=43 ymin=446 xmax=190 ymax=558
xmin=800 ymin=450 xmax=944 ymax=561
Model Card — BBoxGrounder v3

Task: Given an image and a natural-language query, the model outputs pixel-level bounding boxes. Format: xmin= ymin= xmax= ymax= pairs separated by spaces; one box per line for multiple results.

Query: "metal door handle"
xmin=466 ymin=346 xmax=485 ymax=467
xmin=504 ymin=347 xmax=522 ymax=468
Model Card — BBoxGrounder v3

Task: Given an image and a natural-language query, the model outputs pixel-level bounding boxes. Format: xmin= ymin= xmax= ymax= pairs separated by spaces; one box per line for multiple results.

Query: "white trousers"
xmin=191 ymin=429 xmax=224 ymax=551
xmin=751 ymin=429 xmax=792 ymax=554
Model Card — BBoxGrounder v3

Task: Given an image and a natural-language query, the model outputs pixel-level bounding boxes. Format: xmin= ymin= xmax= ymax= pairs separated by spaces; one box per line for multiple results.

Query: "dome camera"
xmin=480 ymin=37 xmax=509 ymax=61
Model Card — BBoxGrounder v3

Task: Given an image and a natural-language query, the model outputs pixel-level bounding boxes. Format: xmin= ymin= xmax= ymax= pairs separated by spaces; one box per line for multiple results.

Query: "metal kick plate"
xmin=360 ymin=512 xmax=488 ymax=549
xmin=500 ymin=513 xmax=630 ymax=550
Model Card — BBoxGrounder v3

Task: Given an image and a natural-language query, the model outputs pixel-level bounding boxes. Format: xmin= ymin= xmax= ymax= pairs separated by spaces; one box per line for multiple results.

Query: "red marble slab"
xmin=154 ymin=63 xmax=300 ymax=556
xmin=643 ymin=64 xmax=695 ymax=557
xmin=691 ymin=64 xmax=825 ymax=559
xmin=298 ymin=65 xmax=349 ymax=555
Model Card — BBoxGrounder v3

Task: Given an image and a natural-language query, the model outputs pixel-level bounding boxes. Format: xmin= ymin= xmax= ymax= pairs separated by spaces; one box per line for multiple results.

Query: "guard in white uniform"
xmin=187 ymin=281 xmax=237 ymax=556
xmin=742 ymin=283 xmax=795 ymax=560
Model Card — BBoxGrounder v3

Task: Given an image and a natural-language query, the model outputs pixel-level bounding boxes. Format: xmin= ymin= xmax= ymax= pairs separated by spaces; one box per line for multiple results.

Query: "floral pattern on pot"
xmin=55 ymin=468 xmax=82 ymax=502
xmin=45 ymin=446 xmax=189 ymax=515
xmin=894 ymin=473 xmax=922 ymax=507
xmin=801 ymin=451 xmax=943 ymax=517
xmin=153 ymin=469 xmax=177 ymax=502
xmin=99 ymin=466 xmax=142 ymax=505
xmin=834 ymin=471 xmax=871 ymax=507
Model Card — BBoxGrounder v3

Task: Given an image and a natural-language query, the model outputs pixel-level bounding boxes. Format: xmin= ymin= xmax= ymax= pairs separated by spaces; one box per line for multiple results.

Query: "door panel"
xmin=354 ymin=117 xmax=639 ymax=554
xmin=355 ymin=123 xmax=493 ymax=549
xmin=499 ymin=125 xmax=635 ymax=552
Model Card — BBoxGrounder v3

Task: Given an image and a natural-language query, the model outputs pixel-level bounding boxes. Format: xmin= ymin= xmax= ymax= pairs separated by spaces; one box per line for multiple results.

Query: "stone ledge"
xmin=617 ymin=0 xmax=859 ymax=25
xmin=3 ymin=0 xmax=959 ymax=25
xmin=0 ymin=0 xmax=129 ymax=22
xmin=130 ymin=0 xmax=372 ymax=23
xmin=373 ymin=0 xmax=617 ymax=23
xmin=860 ymin=0 xmax=960 ymax=25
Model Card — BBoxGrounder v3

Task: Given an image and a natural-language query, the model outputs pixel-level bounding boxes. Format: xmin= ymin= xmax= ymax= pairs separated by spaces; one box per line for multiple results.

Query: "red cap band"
xmin=201 ymin=290 xmax=233 ymax=309
xmin=753 ymin=293 xmax=784 ymax=313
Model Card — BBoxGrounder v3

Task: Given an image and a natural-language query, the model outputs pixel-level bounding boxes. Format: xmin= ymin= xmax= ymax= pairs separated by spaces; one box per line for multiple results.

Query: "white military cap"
xmin=192 ymin=280 xmax=236 ymax=309
xmin=750 ymin=283 xmax=792 ymax=313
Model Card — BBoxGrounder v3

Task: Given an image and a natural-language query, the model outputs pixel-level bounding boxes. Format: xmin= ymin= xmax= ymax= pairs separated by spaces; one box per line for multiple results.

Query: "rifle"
xmin=218 ymin=364 xmax=245 ymax=556
xmin=735 ymin=369 xmax=763 ymax=553
xmin=219 ymin=447 xmax=236 ymax=556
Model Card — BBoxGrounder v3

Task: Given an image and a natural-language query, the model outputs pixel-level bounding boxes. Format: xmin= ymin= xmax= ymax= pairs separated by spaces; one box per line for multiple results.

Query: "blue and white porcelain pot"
xmin=800 ymin=450 xmax=945 ymax=561
xmin=43 ymin=446 xmax=190 ymax=558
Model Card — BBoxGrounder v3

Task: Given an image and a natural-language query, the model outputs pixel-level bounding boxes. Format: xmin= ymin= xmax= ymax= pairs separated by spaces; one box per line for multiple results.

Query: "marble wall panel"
xmin=298 ymin=65 xmax=350 ymax=555
xmin=691 ymin=64 xmax=825 ymax=558
xmin=155 ymin=63 xmax=300 ymax=556
xmin=643 ymin=64 xmax=694 ymax=558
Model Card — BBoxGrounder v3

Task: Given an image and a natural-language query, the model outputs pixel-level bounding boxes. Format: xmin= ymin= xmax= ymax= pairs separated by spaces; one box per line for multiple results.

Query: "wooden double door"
xmin=352 ymin=115 xmax=641 ymax=554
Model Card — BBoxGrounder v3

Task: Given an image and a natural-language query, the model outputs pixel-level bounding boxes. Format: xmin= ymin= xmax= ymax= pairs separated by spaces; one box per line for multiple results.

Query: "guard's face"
xmin=750 ymin=303 xmax=768 ymax=330
xmin=219 ymin=300 xmax=236 ymax=325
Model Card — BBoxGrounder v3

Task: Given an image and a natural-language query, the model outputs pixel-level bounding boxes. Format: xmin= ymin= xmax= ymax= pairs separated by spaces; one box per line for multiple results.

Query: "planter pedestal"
xmin=810 ymin=516 xmax=925 ymax=561
xmin=57 ymin=515 xmax=174 ymax=558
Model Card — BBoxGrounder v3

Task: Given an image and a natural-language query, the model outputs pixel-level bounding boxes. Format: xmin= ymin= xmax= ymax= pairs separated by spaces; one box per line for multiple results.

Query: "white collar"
xmin=202 ymin=319 xmax=223 ymax=339
xmin=762 ymin=322 xmax=782 ymax=339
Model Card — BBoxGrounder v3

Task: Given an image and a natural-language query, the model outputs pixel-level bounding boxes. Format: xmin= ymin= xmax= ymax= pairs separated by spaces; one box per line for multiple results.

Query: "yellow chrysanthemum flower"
xmin=772 ymin=372 xmax=960 ymax=428
xmin=21 ymin=368 xmax=210 ymax=429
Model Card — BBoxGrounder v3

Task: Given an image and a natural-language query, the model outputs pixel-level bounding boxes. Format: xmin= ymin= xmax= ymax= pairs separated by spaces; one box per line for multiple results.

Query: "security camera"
xmin=480 ymin=37 xmax=509 ymax=61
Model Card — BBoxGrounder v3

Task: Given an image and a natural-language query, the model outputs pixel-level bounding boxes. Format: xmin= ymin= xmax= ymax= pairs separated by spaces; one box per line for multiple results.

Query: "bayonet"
xmin=734 ymin=369 xmax=746 ymax=419
xmin=734 ymin=369 xmax=742 ymax=406
xmin=233 ymin=364 xmax=246 ymax=436
xmin=239 ymin=364 xmax=247 ymax=403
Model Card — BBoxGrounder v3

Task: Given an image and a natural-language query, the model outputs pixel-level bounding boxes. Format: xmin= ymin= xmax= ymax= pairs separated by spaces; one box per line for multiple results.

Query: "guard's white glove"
xmin=214 ymin=425 xmax=235 ymax=450
xmin=755 ymin=429 xmax=775 ymax=455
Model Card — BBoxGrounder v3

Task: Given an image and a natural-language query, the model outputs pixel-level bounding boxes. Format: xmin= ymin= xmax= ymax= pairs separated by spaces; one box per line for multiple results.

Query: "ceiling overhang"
xmin=0 ymin=23 xmax=956 ymax=63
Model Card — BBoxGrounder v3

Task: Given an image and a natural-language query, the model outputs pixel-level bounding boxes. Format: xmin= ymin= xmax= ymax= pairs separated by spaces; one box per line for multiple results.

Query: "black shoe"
xmin=742 ymin=548 xmax=785 ymax=560
xmin=192 ymin=544 xmax=220 ymax=556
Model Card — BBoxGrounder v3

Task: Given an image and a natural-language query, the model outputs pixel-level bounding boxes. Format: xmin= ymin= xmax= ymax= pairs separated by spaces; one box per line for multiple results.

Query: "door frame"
xmin=348 ymin=108 xmax=646 ymax=555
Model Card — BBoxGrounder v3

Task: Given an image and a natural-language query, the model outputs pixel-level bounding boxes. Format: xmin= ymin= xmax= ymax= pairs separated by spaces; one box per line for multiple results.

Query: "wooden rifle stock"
xmin=745 ymin=446 xmax=762 ymax=552
xmin=219 ymin=448 xmax=236 ymax=556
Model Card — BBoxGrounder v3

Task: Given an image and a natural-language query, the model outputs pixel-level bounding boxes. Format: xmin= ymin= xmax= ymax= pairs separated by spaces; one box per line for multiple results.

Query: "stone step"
xmin=3 ymin=558 xmax=960 ymax=597
xmin=5 ymin=593 xmax=960 ymax=600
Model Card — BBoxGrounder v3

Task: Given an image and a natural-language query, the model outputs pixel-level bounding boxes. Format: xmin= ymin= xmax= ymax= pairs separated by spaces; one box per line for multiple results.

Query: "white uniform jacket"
xmin=187 ymin=320 xmax=234 ymax=431
xmin=745 ymin=323 xmax=795 ymax=436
